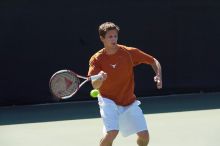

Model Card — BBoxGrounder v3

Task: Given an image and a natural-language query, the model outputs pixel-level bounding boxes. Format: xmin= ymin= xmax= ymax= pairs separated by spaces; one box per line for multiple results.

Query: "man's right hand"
xmin=98 ymin=71 xmax=107 ymax=81
xmin=92 ymin=71 xmax=107 ymax=89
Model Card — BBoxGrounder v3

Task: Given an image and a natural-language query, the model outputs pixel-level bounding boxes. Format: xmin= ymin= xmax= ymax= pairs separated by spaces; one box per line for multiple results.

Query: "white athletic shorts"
xmin=98 ymin=96 xmax=148 ymax=137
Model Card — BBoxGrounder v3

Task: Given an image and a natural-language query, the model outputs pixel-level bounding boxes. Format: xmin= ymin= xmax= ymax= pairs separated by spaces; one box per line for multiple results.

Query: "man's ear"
xmin=100 ymin=36 xmax=104 ymax=42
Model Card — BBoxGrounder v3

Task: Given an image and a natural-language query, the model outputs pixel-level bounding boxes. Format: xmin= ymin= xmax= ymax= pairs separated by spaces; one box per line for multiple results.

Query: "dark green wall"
xmin=1 ymin=0 xmax=220 ymax=105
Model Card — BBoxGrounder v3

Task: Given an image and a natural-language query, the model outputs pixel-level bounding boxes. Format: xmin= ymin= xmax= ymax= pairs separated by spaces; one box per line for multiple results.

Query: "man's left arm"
xmin=151 ymin=58 xmax=162 ymax=89
xmin=127 ymin=47 xmax=162 ymax=89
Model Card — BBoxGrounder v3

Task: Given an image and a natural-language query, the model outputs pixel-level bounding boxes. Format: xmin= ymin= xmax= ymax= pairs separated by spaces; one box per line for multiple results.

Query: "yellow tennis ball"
xmin=90 ymin=89 xmax=99 ymax=98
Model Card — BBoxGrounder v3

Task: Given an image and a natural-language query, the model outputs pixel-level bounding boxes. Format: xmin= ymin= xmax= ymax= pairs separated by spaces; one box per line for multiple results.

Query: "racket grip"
xmin=90 ymin=74 xmax=103 ymax=81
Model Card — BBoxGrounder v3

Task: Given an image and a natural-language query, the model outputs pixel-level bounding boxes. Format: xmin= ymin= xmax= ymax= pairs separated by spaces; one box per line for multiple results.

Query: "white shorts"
xmin=98 ymin=97 xmax=148 ymax=137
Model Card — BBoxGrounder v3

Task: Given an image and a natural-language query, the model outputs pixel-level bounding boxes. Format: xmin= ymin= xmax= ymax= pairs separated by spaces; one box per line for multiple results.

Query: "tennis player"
xmin=88 ymin=22 xmax=162 ymax=146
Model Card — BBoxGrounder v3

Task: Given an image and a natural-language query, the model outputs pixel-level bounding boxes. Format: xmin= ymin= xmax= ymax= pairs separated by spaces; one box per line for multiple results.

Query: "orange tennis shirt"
xmin=88 ymin=44 xmax=154 ymax=106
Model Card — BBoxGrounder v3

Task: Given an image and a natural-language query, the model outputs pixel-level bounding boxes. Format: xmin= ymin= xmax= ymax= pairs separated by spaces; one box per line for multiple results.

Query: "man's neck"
xmin=104 ymin=45 xmax=119 ymax=55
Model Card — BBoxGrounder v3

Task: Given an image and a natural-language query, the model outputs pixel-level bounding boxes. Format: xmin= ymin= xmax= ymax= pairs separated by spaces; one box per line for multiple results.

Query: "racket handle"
xmin=90 ymin=74 xmax=103 ymax=81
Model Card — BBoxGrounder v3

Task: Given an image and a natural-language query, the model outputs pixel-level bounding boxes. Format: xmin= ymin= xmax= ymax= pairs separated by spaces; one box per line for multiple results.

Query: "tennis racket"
xmin=49 ymin=69 xmax=102 ymax=99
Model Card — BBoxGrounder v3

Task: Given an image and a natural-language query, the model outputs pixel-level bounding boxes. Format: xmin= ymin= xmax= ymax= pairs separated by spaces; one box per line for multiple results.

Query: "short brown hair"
xmin=98 ymin=22 xmax=120 ymax=38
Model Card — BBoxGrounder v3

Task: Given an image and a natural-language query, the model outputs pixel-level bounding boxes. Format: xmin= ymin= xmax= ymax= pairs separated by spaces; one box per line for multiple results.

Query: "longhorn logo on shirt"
xmin=110 ymin=64 xmax=117 ymax=69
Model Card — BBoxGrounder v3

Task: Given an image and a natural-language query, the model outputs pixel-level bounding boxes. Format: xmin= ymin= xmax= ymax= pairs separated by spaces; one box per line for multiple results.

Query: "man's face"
xmin=101 ymin=29 xmax=118 ymax=47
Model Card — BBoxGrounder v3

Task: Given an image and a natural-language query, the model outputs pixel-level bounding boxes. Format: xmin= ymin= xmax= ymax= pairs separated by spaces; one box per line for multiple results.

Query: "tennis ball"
xmin=90 ymin=89 xmax=100 ymax=98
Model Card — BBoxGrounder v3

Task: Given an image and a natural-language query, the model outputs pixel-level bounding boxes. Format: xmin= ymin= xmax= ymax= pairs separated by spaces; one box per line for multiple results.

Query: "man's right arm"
xmin=88 ymin=56 xmax=107 ymax=89
xmin=91 ymin=71 xmax=107 ymax=89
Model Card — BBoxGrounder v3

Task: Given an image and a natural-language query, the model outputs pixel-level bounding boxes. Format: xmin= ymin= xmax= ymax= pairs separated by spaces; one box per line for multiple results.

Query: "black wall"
xmin=1 ymin=0 xmax=220 ymax=106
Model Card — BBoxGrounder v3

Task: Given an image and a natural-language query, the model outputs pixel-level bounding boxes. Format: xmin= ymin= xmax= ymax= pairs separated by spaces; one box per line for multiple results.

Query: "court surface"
xmin=0 ymin=92 xmax=220 ymax=146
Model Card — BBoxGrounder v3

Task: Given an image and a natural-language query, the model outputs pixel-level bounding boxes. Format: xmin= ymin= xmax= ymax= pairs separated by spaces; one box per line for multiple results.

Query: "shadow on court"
xmin=0 ymin=92 xmax=220 ymax=125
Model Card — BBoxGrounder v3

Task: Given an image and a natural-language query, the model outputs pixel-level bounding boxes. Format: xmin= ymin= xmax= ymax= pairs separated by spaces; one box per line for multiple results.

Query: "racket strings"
xmin=51 ymin=72 xmax=80 ymax=98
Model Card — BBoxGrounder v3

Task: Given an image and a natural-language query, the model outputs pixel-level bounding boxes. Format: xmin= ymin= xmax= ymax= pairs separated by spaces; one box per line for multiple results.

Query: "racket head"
xmin=49 ymin=70 xmax=80 ymax=99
